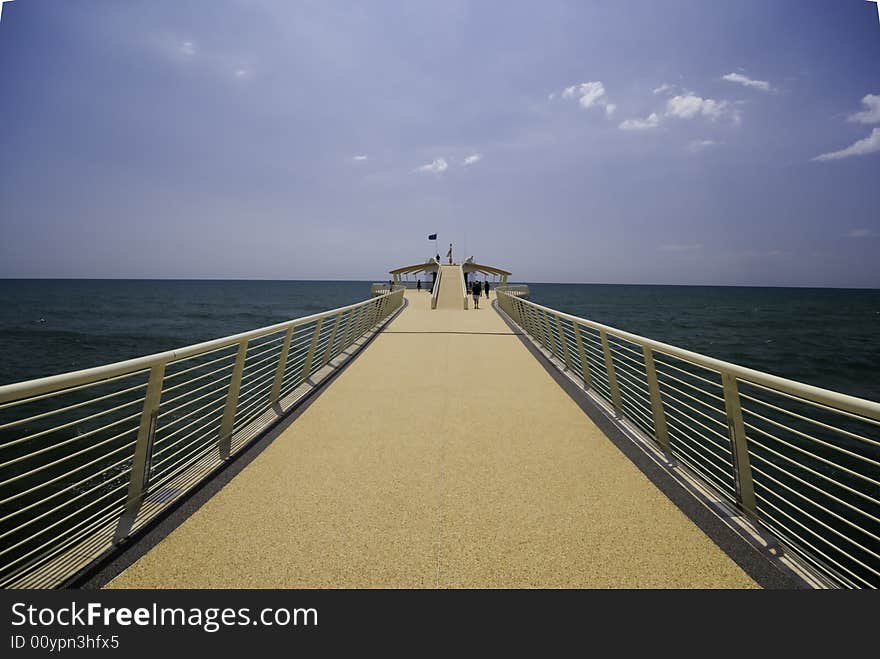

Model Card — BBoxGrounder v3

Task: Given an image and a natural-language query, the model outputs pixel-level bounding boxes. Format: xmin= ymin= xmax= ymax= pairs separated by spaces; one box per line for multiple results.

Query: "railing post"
xmin=219 ymin=339 xmax=249 ymax=460
xmin=320 ymin=313 xmax=343 ymax=369
xmin=365 ymin=299 xmax=377 ymax=331
xmin=299 ymin=317 xmax=324 ymax=384
xmin=339 ymin=308 xmax=357 ymax=354
xmin=600 ymin=330 xmax=623 ymax=416
xmin=555 ymin=315 xmax=572 ymax=371
xmin=642 ymin=346 xmax=671 ymax=455
xmin=532 ymin=307 xmax=546 ymax=350
xmin=535 ymin=307 xmax=548 ymax=350
xmin=516 ymin=298 xmax=529 ymax=333
xmin=113 ymin=362 xmax=166 ymax=544
xmin=542 ymin=310 xmax=556 ymax=358
xmin=721 ymin=372 xmax=758 ymax=520
xmin=572 ymin=321 xmax=591 ymax=389
xmin=355 ymin=303 xmax=369 ymax=339
xmin=269 ymin=326 xmax=294 ymax=405
xmin=524 ymin=303 xmax=537 ymax=341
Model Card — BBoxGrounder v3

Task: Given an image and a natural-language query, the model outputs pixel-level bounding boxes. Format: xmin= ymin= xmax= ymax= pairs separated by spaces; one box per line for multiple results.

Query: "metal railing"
xmin=0 ymin=288 xmax=405 ymax=588
xmin=496 ymin=290 xmax=880 ymax=588
xmin=458 ymin=266 xmax=469 ymax=310
xmin=496 ymin=284 xmax=530 ymax=298
xmin=431 ymin=268 xmax=442 ymax=310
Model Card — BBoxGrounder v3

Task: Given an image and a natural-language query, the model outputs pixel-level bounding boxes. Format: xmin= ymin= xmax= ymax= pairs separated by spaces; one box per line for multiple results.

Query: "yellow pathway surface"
xmin=109 ymin=290 xmax=756 ymax=588
xmin=435 ymin=264 xmax=466 ymax=309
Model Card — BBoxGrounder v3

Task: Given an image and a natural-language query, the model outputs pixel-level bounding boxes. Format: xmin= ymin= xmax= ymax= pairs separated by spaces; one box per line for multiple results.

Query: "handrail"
xmin=496 ymin=289 xmax=880 ymax=589
xmin=458 ymin=265 xmax=469 ymax=310
xmin=0 ymin=295 xmax=399 ymax=406
xmin=503 ymin=295 xmax=879 ymax=421
xmin=431 ymin=268 xmax=442 ymax=310
xmin=0 ymin=288 xmax=405 ymax=588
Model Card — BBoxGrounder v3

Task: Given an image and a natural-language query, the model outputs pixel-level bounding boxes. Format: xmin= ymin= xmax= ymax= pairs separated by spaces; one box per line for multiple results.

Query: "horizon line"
xmin=0 ymin=277 xmax=878 ymax=291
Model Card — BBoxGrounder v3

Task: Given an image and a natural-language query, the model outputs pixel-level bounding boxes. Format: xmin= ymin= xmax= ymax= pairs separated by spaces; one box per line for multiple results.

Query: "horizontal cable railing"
xmin=0 ymin=288 xmax=405 ymax=589
xmin=496 ymin=284 xmax=530 ymax=298
xmin=496 ymin=290 xmax=880 ymax=589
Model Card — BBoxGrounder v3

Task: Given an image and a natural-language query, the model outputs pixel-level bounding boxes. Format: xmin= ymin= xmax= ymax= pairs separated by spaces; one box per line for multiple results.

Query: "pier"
xmin=106 ymin=288 xmax=756 ymax=588
xmin=1 ymin=260 xmax=878 ymax=589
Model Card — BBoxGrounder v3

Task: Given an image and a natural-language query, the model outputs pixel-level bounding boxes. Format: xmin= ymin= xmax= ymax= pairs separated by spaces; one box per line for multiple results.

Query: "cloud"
xmin=558 ymin=81 xmax=615 ymax=116
xmin=463 ymin=154 xmax=482 ymax=166
xmin=666 ymin=93 xmax=730 ymax=121
xmin=234 ymin=69 xmax=248 ymax=78
xmin=687 ymin=139 xmax=718 ymax=152
xmin=619 ymin=113 xmax=661 ymax=131
xmin=722 ymin=72 xmax=772 ymax=92
xmin=845 ymin=228 xmax=880 ymax=238
xmin=847 ymin=94 xmax=880 ymax=125
xmin=415 ymin=158 xmax=448 ymax=173
xmin=352 ymin=155 xmax=367 ymax=161
xmin=813 ymin=127 xmax=880 ymax=162
xmin=659 ymin=243 xmax=703 ymax=252
xmin=620 ymin=90 xmax=739 ymax=133
xmin=179 ymin=41 xmax=196 ymax=56
xmin=547 ymin=92 xmax=556 ymax=101
xmin=653 ymin=83 xmax=676 ymax=96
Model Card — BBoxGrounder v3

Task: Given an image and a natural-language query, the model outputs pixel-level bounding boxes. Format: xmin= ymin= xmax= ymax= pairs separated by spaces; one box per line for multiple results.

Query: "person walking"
xmin=472 ymin=280 xmax=481 ymax=309
xmin=483 ymin=279 xmax=490 ymax=299
xmin=417 ymin=279 xmax=422 ymax=292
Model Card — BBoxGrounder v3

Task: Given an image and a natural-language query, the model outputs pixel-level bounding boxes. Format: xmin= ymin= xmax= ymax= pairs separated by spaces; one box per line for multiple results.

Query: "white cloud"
xmin=619 ymin=113 xmax=661 ymax=131
xmin=845 ymin=228 xmax=880 ymax=238
xmin=547 ymin=92 xmax=556 ymax=101
xmin=179 ymin=41 xmax=196 ymax=56
xmin=352 ymin=155 xmax=367 ymax=161
xmin=558 ymin=81 xmax=615 ymax=116
xmin=659 ymin=243 xmax=703 ymax=252
xmin=653 ymin=83 xmax=676 ymax=96
xmin=847 ymin=94 xmax=880 ymax=125
xmin=666 ymin=94 xmax=729 ymax=121
xmin=463 ymin=153 xmax=482 ymax=166
xmin=234 ymin=69 xmax=248 ymax=78
xmin=813 ymin=127 xmax=880 ymax=162
xmin=687 ymin=139 xmax=718 ymax=152
xmin=722 ymin=72 xmax=772 ymax=92
xmin=415 ymin=158 xmax=448 ymax=173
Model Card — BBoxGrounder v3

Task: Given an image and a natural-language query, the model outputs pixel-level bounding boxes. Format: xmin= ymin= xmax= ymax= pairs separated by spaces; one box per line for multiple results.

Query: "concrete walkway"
xmin=109 ymin=290 xmax=756 ymax=588
xmin=435 ymin=264 xmax=466 ymax=309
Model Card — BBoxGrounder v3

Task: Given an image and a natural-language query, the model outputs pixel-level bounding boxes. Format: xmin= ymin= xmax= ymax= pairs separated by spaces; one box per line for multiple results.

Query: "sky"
xmin=0 ymin=0 xmax=879 ymax=287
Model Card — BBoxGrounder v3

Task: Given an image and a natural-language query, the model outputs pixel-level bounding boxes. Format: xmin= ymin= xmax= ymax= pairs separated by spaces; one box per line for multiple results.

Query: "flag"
xmin=428 ymin=233 xmax=437 ymax=240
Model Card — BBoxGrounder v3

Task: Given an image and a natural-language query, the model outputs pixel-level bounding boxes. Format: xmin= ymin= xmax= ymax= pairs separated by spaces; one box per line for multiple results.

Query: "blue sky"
xmin=0 ymin=0 xmax=879 ymax=286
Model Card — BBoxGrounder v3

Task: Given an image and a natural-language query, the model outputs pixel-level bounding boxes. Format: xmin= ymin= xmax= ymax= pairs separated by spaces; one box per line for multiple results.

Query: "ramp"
xmin=435 ymin=264 xmax=466 ymax=310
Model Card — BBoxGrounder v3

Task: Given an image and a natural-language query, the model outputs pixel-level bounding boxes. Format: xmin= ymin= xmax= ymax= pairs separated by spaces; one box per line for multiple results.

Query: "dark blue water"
xmin=0 ymin=280 xmax=877 ymax=402
xmin=0 ymin=280 xmax=370 ymax=386
xmin=525 ymin=283 xmax=880 ymax=403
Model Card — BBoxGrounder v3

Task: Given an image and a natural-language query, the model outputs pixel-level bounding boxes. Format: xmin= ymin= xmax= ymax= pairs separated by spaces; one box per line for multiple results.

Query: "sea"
xmin=0 ymin=279 xmax=878 ymax=402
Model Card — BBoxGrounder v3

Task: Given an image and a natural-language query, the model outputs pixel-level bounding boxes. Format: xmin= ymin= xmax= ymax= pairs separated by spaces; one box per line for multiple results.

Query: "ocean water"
xmin=0 ymin=280 xmax=370 ymax=387
xmin=525 ymin=283 xmax=880 ymax=403
xmin=0 ymin=279 xmax=877 ymax=402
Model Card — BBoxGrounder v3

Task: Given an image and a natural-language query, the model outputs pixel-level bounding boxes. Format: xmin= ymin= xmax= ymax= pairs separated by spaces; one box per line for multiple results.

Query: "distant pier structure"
xmin=378 ymin=256 xmax=515 ymax=310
